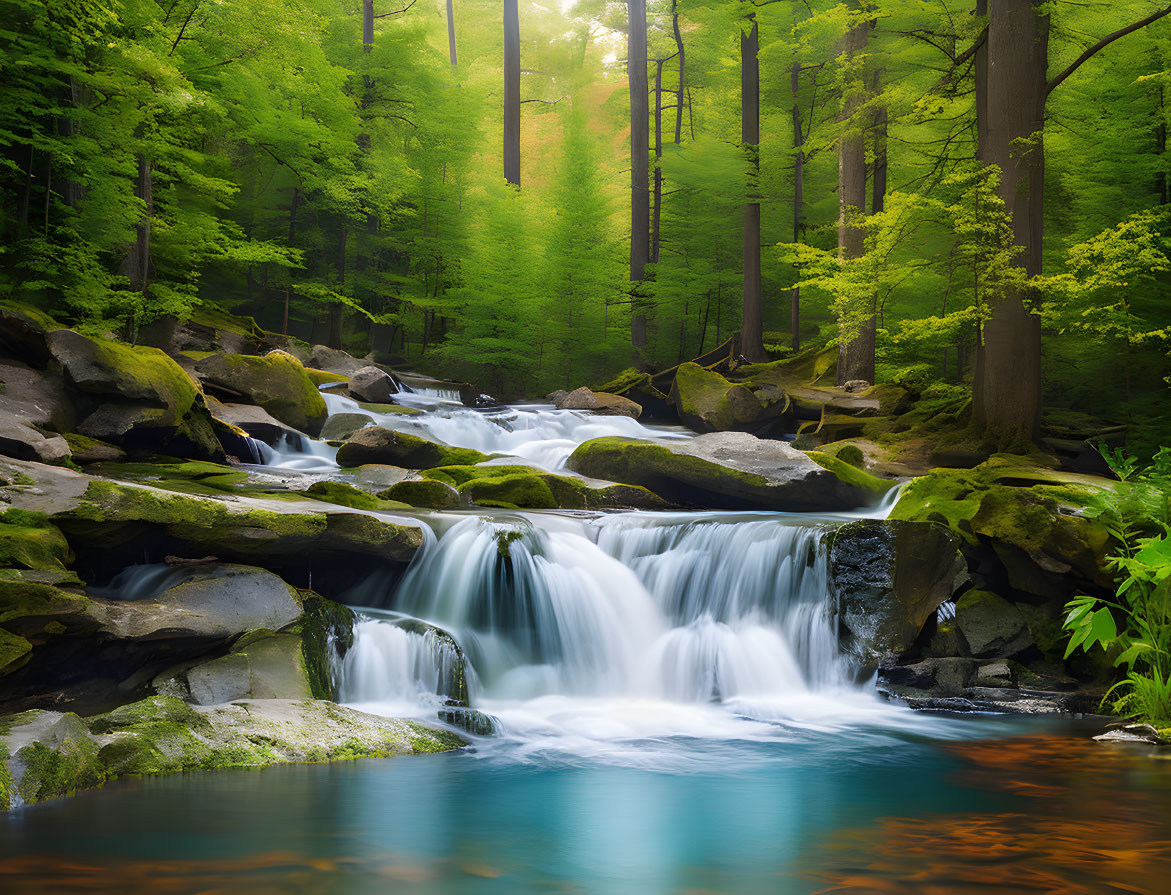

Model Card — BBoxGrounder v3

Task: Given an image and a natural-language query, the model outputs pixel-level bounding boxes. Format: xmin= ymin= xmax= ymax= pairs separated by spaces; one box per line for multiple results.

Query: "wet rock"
xmin=48 ymin=329 xmax=223 ymax=462
xmin=546 ymin=389 xmax=569 ymax=405
xmin=61 ymin=434 xmax=125 ymax=465
xmin=0 ymin=696 xmax=465 ymax=809
xmin=195 ymin=350 xmax=328 ymax=437
xmin=205 ymin=397 xmax=307 ymax=445
xmin=954 ymin=590 xmax=1033 ymax=658
xmin=974 ymin=660 xmax=1016 ymax=688
xmin=347 ymin=366 xmax=398 ymax=404
xmin=556 ymin=386 xmax=642 ymax=419
xmin=417 ymin=464 xmax=669 ymax=511
xmin=336 ymin=427 xmax=488 ymax=469
xmin=878 ymin=658 xmax=976 ymax=697
xmin=164 ymin=632 xmax=315 ymax=705
xmin=320 ymin=412 xmax=374 ymax=443
xmin=391 ymin=618 xmax=471 ymax=705
xmin=568 ymin=432 xmax=891 ymax=512
xmin=0 ymin=511 xmax=72 ymax=572
xmin=0 ymin=302 xmax=59 ymax=366
xmin=1093 ymin=724 xmax=1168 ymax=746
xmin=830 ymin=519 xmax=968 ymax=667
xmin=438 ymin=707 xmax=497 ymax=736
xmin=308 ymin=345 xmax=369 ymax=375
xmin=669 ymin=362 xmax=763 ymax=432
xmin=380 ymin=478 xmax=465 ymax=509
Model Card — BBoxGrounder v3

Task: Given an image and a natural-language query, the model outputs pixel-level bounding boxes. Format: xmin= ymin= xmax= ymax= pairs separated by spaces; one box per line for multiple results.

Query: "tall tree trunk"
xmin=835 ymin=17 xmax=874 ymax=386
xmin=123 ymin=155 xmax=153 ymax=295
xmin=330 ymin=228 xmax=348 ymax=350
xmin=790 ymin=61 xmax=804 ymax=353
xmin=971 ymin=0 xmax=989 ymax=424
xmin=362 ymin=0 xmax=373 ymax=47
xmin=503 ymin=0 xmax=521 ymax=187
xmin=652 ymin=57 xmax=664 ymax=264
xmin=871 ymin=66 xmax=887 ymax=215
xmin=741 ymin=17 xmax=765 ymax=363
xmin=976 ymin=0 xmax=1047 ymax=446
xmin=628 ymin=0 xmax=650 ymax=368
xmin=672 ymin=4 xmax=685 ymax=145
xmin=446 ymin=0 xmax=458 ymax=68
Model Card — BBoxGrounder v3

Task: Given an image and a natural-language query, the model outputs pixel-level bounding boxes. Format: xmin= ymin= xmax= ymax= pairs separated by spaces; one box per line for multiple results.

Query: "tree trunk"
xmin=871 ymin=67 xmax=887 ymax=215
xmin=835 ymin=17 xmax=874 ymax=386
xmin=971 ymin=0 xmax=989 ymax=423
xmin=362 ymin=0 xmax=373 ymax=48
xmin=652 ymin=57 xmax=664 ymax=264
xmin=123 ymin=155 xmax=153 ymax=294
xmin=446 ymin=0 xmax=458 ymax=69
xmin=628 ymin=0 xmax=650 ymax=367
xmin=976 ymin=0 xmax=1047 ymax=446
xmin=504 ymin=0 xmax=521 ymax=187
xmin=672 ymin=4 xmax=685 ymax=145
xmin=740 ymin=17 xmax=765 ymax=363
xmin=791 ymin=61 xmax=804 ymax=353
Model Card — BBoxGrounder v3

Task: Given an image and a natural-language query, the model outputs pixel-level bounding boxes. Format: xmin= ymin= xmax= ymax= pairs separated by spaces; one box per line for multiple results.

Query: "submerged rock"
xmin=567 ymin=432 xmax=892 ymax=512
xmin=0 ymin=696 xmax=465 ymax=810
xmin=336 ymin=427 xmax=489 ymax=469
xmin=830 ymin=519 xmax=968 ymax=667
xmin=195 ymin=350 xmax=328 ymax=436
xmin=437 ymin=707 xmax=497 ymax=737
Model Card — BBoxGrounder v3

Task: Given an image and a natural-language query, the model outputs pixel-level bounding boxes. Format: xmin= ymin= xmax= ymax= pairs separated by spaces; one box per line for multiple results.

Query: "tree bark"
xmin=835 ymin=17 xmax=874 ymax=386
xmin=741 ymin=17 xmax=765 ymax=363
xmin=446 ymin=0 xmax=458 ymax=68
xmin=504 ymin=0 xmax=521 ymax=187
xmin=975 ymin=0 xmax=1047 ymax=445
xmin=791 ymin=61 xmax=804 ymax=353
xmin=123 ymin=155 xmax=153 ymax=294
xmin=653 ymin=57 xmax=664 ymax=264
xmin=363 ymin=0 xmax=373 ymax=49
xmin=871 ymin=67 xmax=887 ymax=216
xmin=971 ymin=0 xmax=988 ymax=424
xmin=672 ymin=4 xmax=685 ymax=145
xmin=628 ymin=0 xmax=650 ymax=367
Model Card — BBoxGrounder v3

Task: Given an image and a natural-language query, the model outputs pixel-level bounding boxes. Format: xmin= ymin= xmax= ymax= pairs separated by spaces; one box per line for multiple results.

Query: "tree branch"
xmin=373 ymin=0 xmax=417 ymax=18
xmin=1047 ymin=5 xmax=1171 ymax=96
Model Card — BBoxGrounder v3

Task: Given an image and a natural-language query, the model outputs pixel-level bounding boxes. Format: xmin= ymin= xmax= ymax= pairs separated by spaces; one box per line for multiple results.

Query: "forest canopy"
xmin=1 ymin=0 xmax=1169 ymax=451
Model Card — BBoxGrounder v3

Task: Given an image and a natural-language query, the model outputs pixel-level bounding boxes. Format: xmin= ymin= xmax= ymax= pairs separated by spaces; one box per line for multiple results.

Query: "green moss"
xmin=195 ymin=351 xmax=328 ymax=436
xmin=569 ymin=437 xmax=771 ymax=490
xmin=297 ymin=592 xmax=355 ymax=700
xmin=405 ymin=721 xmax=468 ymax=754
xmin=187 ymin=302 xmax=264 ymax=341
xmin=0 ymin=579 xmax=91 ymax=630
xmin=806 ymin=451 xmax=893 ymax=495
xmin=355 ymin=401 xmax=423 ymax=416
xmin=379 ymin=479 xmax=463 ymax=509
xmin=0 ymin=627 xmax=32 ymax=676
xmin=671 ymin=362 xmax=762 ymax=430
xmin=303 ymin=480 xmax=399 ymax=511
xmin=16 ymin=724 xmax=107 ymax=805
xmin=305 ymin=367 xmax=349 ymax=387
xmin=0 ymin=510 xmax=72 ymax=571
xmin=820 ymin=442 xmax=865 ymax=467
xmin=61 ymin=432 xmax=123 ymax=460
xmin=336 ymin=429 xmax=490 ymax=469
xmin=496 ymin=530 xmax=526 ymax=557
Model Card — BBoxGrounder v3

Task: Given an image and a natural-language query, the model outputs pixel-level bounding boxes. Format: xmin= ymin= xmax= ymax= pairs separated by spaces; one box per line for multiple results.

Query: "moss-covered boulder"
xmin=54 ymin=480 xmax=424 ymax=566
xmin=670 ymin=362 xmax=765 ymax=432
xmin=567 ymin=432 xmax=892 ymax=512
xmin=380 ymin=478 xmax=465 ymax=509
xmin=47 ymin=329 xmax=223 ymax=461
xmin=594 ymin=367 xmax=673 ymax=419
xmin=556 ymin=387 xmax=643 ymax=419
xmin=954 ymin=590 xmax=1033 ymax=658
xmin=336 ymin=427 xmax=489 ymax=469
xmin=417 ymin=464 xmax=669 ymax=510
xmin=61 ymin=433 xmax=126 ymax=464
xmin=0 ymin=509 xmax=72 ymax=572
xmin=1 ymin=696 xmax=465 ymax=809
xmin=137 ymin=303 xmax=265 ymax=357
xmin=195 ymin=350 xmax=328 ymax=436
xmin=320 ymin=411 xmax=373 ymax=443
xmin=829 ymin=519 xmax=969 ymax=668
xmin=888 ymin=460 xmax=1114 ymax=597
xmin=301 ymin=480 xmax=408 ymax=512
xmin=0 ymin=302 xmax=61 ymax=366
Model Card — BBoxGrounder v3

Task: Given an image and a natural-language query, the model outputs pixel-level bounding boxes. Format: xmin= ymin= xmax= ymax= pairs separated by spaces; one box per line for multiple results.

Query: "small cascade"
xmin=88 ymin=563 xmax=198 ymax=601
xmin=236 ymin=434 xmax=279 ymax=466
xmin=261 ymin=431 xmax=339 ymax=472
xmin=338 ymin=511 xmax=855 ymax=720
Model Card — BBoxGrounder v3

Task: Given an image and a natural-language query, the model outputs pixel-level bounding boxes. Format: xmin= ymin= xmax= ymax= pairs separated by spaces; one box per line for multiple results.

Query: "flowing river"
xmin=5 ymin=389 xmax=1171 ymax=892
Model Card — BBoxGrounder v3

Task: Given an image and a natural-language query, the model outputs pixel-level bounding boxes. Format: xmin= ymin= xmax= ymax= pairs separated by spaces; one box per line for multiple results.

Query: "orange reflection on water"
xmin=808 ymin=734 xmax=1171 ymax=895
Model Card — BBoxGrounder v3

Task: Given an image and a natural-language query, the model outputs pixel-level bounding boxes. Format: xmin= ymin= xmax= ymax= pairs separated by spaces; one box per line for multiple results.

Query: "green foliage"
xmin=1063 ymin=447 xmax=1171 ymax=731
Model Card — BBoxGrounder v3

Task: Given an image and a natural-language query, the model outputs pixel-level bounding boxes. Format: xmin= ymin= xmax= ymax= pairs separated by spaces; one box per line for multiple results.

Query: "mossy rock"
xmin=805 ymin=451 xmax=892 ymax=497
xmin=670 ymin=362 xmax=764 ymax=432
xmin=195 ymin=351 xmax=328 ymax=437
xmin=568 ymin=433 xmax=886 ymax=512
xmin=304 ymin=367 xmax=349 ymax=387
xmin=336 ymin=427 xmax=489 ymax=469
xmin=0 ymin=301 xmax=61 ymax=365
xmin=954 ymin=589 xmax=1033 ymax=658
xmin=888 ymin=460 xmax=1113 ymax=594
xmin=418 ymin=464 xmax=669 ymax=510
xmin=0 ymin=509 xmax=72 ymax=572
xmin=61 ymin=433 xmax=126 ymax=464
xmin=47 ymin=329 xmax=223 ymax=461
xmin=56 ymin=479 xmax=423 ymax=563
xmin=380 ymin=478 xmax=465 ymax=509
xmin=302 ymin=480 xmax=409 ymax=512
xmin=0 ymin=627 xmax=32 ymax=677
xmin=820 ymin=442 xmax=865 ymax=468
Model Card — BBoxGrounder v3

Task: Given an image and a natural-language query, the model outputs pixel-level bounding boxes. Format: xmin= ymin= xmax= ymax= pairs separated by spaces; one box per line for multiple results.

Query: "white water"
xmin=338 ymin=510 xmax=938 ymax=761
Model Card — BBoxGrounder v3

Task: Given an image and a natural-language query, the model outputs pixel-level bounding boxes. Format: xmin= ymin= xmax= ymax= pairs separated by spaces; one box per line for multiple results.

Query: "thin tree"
xmin=504 ymin=0 xmax=521 ymax=187
xmin=740 ymin=15 xmax=766 ymax=363
xmin=628 ymin=0 xmax=650 ymax=367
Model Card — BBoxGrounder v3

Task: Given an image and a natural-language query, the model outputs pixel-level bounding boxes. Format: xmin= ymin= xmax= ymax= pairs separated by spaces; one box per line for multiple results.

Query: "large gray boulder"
xmin=347 ymin=366 xmax=398 ymax=403
xmin=830 ymin=519 xmax=969 ymax=668
xmin=557 ymin=387 xmax=642 ymax=419
xmin=669 ymin=362 xmax=764 ymax=432
xmin=320 ymin=412 xmax=374 ymax=443
xmin=309 ymin=345 xmax=368 ymax=375
xmin=567 ymin=432 xmax=891 ymax=512
xmin=0 ymin=412 xmax=70 ymax=465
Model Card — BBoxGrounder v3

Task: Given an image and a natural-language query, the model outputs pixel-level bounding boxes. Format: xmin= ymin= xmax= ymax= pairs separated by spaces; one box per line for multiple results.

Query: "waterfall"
xmin=260 ymin=431 xmax=339 ymax=472
xmin=337 ymin=512 xmax=854 ymax=716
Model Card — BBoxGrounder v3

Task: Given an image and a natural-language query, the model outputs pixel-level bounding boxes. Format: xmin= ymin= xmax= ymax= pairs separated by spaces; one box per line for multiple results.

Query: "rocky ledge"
xmin=0 ymin=696 xmax=465 ymax=811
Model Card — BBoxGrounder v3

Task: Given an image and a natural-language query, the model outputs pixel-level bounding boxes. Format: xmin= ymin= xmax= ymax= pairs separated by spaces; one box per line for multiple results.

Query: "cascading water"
xmin=336 ymin=510 xmax=904 ymax=753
